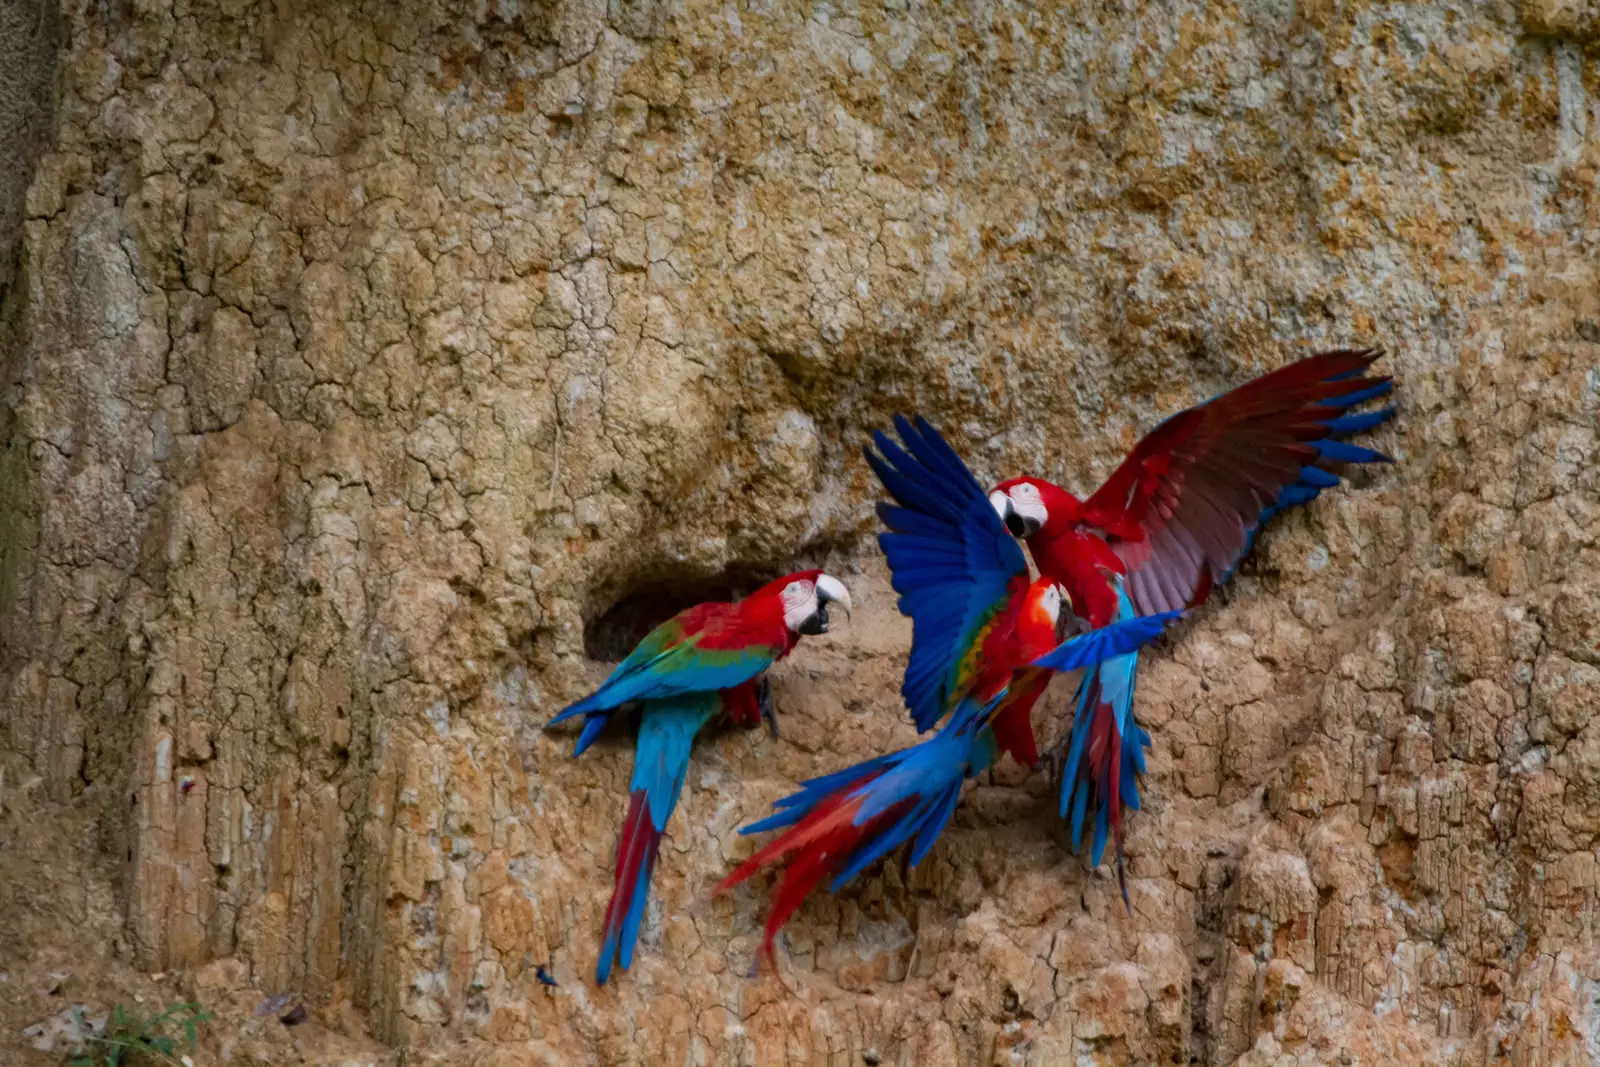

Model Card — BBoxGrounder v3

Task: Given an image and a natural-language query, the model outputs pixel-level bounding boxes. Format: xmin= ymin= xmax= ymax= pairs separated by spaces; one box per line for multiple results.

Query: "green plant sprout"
xmin=63 ymin=1001 xmax=211 ymax=1067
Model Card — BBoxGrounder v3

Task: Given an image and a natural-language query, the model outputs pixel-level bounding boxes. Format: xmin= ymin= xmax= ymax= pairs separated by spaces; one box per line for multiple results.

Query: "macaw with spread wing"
xmin=718 ymin=416 xmax=1180 ymax=960
xmin=548 ymin=568 xmax=852 ymax=984
xmin=989 ymin=347 xmax=1397 ymax=898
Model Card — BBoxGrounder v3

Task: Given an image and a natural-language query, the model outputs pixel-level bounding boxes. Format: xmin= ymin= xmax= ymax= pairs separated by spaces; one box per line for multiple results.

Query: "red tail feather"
xmin=600 ymin=792 xmax=664 ymax=975
xmin=717 ymin=788 xmax=868 ymax=893
xmin=757 ymin=802 xmax=914 ymax=964
xmin=717 ymin=783 xmax=916 ymax=965
xmin=991 ymin=702 xmax=1039 ymax=769
xmin=1085 ymin=696 xmax=1128 ymax=877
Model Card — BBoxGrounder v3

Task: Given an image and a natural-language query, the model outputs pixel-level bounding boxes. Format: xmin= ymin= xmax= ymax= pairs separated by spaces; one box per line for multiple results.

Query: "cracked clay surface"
xmin=3 ymin=0 xmax=1600 ymax=1064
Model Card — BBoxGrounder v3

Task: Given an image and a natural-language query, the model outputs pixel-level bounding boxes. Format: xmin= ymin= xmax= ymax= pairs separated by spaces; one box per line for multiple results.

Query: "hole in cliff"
xmin=1377 ymin=829 xmax=1419 ymax=902
xmin=583 ymin=566 xmax=783 ymax=663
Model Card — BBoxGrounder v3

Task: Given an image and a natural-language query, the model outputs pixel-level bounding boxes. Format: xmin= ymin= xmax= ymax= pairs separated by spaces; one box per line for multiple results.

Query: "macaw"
xmin=718 ymin=416 xmax=1180 ymax=961
xmin=988 ymin=347 xmax=1398 ymax=898
xmin=547 ymin=568 xmax=853 ymax=984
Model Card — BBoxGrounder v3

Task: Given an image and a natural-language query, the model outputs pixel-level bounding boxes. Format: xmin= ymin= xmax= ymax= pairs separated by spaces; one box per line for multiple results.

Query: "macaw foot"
xmin=757 ymin=676 xmax=778 ymax=739
xmin=1058 ymin=612 xmax=1092 ymax=642
xmin=1043 ymin=740 xmax=1067 ymax=787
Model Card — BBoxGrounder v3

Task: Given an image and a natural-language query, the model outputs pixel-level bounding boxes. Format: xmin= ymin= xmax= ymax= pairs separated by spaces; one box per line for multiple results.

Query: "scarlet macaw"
xmin=719 ymin=416 xmax=1179 ymax=960
xmin=988 ymin=348 xmax=1397 ymax=898
xmin=548 ymin=568 xmax=853 ymax=984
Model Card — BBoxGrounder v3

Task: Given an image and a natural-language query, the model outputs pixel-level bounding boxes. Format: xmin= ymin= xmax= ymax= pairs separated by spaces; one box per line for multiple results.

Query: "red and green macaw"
xmin=718 ymin=416 xmax=1180 ymax=960
xmin=988 ymin=347 xmax=1397 ymax=898
xmin=547 ymin=568 xmax=852 ymax=984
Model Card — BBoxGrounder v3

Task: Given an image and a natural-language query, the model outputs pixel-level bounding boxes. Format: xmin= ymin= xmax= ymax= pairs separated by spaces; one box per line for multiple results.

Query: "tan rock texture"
xmin=2 ymin=0 xmax=1600 ymax=1064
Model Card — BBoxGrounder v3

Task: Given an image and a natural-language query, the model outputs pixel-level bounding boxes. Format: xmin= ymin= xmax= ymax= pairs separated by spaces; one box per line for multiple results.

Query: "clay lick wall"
xmin=2 ymin=0 xmax=1600 ymax=1063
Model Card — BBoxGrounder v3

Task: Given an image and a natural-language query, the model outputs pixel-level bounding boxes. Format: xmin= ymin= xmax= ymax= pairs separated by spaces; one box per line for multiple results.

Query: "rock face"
xmin=2 ymin=0 xmax=1599 ymax=1063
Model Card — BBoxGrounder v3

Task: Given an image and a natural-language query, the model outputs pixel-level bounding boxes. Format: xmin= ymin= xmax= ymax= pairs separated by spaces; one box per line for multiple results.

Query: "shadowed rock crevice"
xmin=0 ymin=0 xmax=58 ymax=300
xmin=0 ymin=0 xmax=59 ymax=688
xmin=582 ymin=565 xmax=783 ymax=662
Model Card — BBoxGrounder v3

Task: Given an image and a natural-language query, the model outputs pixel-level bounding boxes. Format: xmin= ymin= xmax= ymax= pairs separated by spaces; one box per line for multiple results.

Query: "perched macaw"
xmin=547 ymin=568 xmax=852 ymax=984
xmin=718 ymin=416 xmax=1180 ymax=961
xmin=988 ymin=347 xmax=1397 ymax=898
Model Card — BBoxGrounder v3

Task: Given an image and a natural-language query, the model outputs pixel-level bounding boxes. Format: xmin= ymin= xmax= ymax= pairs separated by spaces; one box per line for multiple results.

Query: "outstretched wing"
xmin=866 ymin=414 xmax=1031 ymax=732
xmin=1028 ymin=607 xmax=1183 ymax=672
xmin=1080 ymin=348 xmax=1396 ymax=615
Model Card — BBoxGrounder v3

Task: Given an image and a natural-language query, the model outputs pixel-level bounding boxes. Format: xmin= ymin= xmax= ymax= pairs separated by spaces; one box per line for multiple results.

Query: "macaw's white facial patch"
xmin=1006 ymin=483 xmax=1050 ymax=530
xmin=780 ymin=579 xmax=818 ymax=632
xmin=1039 ymin=583 xmax=1063 ymax=625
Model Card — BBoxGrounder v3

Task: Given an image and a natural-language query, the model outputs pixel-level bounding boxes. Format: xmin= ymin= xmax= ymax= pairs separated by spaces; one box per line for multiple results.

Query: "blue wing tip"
xmin=547 ymin=702 xmax=586 ymax=728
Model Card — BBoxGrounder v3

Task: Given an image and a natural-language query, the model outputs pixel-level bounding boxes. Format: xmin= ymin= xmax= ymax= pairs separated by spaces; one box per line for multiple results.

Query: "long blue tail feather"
xmin=595 ymin=693 xmax=718 ymax=985
xmin=743 ymin=697 xmax=1002 ymax=896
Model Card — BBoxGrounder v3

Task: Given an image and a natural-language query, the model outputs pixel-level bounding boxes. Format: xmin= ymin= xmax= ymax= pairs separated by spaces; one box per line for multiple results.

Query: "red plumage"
xmin=1001 ymin=348 xmax=1391 ymax=624
xmin=718 ymin=580 xmax=1067 ymax=962
xmin=669 ymin=571 xmax=820 ymax=654
xmin=721 ymin=680 xmax=764 ymax=728
xmin=986 ymin=668 xmax=1049 ymax=768
xmin=995 ymin=349 xmax=1395 ymax=902
xmin=717 ymin=784 xmax=914 ymax=964
xmin=600 ymin=791 xmax=665 ymax=972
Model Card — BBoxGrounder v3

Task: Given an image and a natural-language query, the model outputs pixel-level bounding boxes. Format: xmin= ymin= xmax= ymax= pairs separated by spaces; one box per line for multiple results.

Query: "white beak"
xmin=816 ymin=574 xmax=853 ymax=621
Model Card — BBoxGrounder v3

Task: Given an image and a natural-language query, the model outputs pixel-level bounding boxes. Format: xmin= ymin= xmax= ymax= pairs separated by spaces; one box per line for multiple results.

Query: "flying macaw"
xmin=718 ymin=416 xmax=1180 ymax=961
xmin=547 ymin=568 xmax=853 ymax=984
xmin=988 ymin=347 xmax=1398 ymax=898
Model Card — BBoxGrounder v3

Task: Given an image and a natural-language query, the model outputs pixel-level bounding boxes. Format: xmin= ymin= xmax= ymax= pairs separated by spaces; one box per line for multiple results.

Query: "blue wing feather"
xmin=1030 ymin=610 xmax=1182 ymax=672
xmin=1313 ymin=439 xmax=1388 ymax=465
xmin=867 ymin=419 xmax=1029 ymax=732
xmin=900 ymin=414 xmax=987 ymax=493
xmin=550 ymin=634 xmax=778 ymax=757
xmin=1215 ymin=400 xmax=1397 ymax=589
xmin=1322 ymin=380 xmax=1394 ymax=408
xmin=1323 ymin=407 xmax=1395 ymax=437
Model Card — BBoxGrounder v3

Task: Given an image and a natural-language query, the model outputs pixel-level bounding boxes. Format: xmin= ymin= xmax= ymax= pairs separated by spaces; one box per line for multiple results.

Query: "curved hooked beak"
xmin=815 ymin=574 xmax=853 ymax=624
xmin=989 ymin=490 xmax=1036 ymax=538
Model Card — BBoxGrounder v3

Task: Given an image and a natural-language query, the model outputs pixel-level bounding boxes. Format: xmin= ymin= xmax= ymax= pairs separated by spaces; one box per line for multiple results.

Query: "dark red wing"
xmin=1079 ymin=349 xmax=1396 ymax=616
